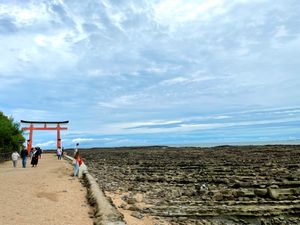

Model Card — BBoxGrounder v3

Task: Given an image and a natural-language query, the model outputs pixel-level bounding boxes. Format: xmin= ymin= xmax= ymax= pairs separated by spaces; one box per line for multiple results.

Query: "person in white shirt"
xmin=11 ymin=151 xmax=20 ymax=168
xmin=57 ymin=147 xmax=62 ymax=160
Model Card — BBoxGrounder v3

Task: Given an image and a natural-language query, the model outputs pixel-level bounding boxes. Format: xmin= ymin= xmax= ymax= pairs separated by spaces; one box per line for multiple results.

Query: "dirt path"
xmin=0 ymin=154 xmax=93 ymax=225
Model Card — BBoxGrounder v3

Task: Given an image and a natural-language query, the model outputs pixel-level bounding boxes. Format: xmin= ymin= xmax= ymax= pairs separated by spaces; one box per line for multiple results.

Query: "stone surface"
xmin=267 ymin=188 xmax=279 ymax=200
xmin=131 ymin=211 xmax=144 ymax=219
xmin=254 ymin=189 xmax=268 ymax=197
xmin=77 ymin=145 xmax=300 ymax=225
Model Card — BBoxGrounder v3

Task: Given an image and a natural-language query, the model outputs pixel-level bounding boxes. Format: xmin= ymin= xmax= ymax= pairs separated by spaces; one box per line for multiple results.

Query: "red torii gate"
xmin=21 ymin=120 xmax=69 ymax=153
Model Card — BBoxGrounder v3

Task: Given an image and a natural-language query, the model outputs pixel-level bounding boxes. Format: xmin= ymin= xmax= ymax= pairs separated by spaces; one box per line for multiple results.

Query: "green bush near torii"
xmin=0 ymin=111 xmax=25 ymax=153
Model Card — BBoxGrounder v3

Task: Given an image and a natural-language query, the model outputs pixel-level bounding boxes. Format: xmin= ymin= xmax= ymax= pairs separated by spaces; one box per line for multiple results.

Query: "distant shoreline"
xmin=43 ymin=140 xmax=300 ymax=151
xmin=169 ymin=139 xmax=300 ymax=147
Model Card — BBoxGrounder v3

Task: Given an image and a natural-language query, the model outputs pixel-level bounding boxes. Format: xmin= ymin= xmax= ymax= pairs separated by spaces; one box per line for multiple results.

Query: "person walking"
xmin=30 ymin=147 xmax=34 ymax=158
xmin=30 ymin=148 xmax=39 ymax=167
xmin=20 ymin=148 xmax=29 ymax=168
xmin=37 ymin=147 xmax=43 ymax=159
xmin=11 ymin=150 xmax=20 ymax=168
xmin=57 ymin=147 xmax=62 ymax=160
xmin=72 ymin=152 xmax=82 ymax=177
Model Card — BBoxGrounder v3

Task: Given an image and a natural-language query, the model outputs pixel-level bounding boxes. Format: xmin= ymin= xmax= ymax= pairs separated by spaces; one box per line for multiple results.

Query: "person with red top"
xmin=72 ymin=151 xmax=82 ymax=176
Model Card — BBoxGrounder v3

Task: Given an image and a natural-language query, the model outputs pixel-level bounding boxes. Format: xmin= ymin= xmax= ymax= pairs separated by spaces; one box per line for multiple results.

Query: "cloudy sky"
xmin=1 ymin=0 xmax=300 ymax=148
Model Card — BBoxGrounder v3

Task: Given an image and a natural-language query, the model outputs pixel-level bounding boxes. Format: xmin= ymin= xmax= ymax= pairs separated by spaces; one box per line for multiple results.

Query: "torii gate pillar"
xmin=21 ymin=120 xmax=69 ymax=154
xmin=27 ymin=123 xmax=33 ymax=151
xmin=57 ymin=123 xmax=61 ymax=149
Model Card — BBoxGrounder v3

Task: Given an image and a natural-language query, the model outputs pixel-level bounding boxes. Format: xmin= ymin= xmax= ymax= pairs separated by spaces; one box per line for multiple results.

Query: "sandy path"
xmin=0 ymin=154 xmax=93 ymax=225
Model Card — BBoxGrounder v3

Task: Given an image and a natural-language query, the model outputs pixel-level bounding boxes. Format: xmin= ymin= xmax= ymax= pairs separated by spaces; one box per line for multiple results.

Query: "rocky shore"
xmin=80 ymin=145 xmax=300 ymax=225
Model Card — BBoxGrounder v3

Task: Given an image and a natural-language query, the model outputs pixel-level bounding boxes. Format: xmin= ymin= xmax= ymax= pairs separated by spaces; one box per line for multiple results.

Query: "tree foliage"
xmin=0 ymin=111 xmax=25 ymax=153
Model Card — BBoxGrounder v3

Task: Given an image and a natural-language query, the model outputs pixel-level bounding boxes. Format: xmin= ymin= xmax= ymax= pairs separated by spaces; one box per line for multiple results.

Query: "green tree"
xmin=0 ymin=111 xmax=25 ymax=153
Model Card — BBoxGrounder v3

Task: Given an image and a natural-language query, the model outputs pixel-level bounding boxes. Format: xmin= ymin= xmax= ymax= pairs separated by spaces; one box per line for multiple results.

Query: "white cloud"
xmin=87 ymin=69 xmax=106 ymax=77
xmin=123 ymin=119 xmax=182 ymax=127
xmin=97 ymin=102 xmax=118 ymax=109
xmin=153 ymin=0 xmax=225 ymax=26
xmin=122 ymin=117 xmax=300 ymax=134
xmin=35 ymin=140 xmax=55 ymax=148
xmin=72 ymin=138 xmax=95 ymax=143
xmin=71 ymin=137 xmax=114 ymax=144
xmin=160 ymin=75 xmax=216 ymax=86
xmin=12 ymin=108 xmax=51 ymax=122
xmin=34 ymin=34 xmax=65 ymax=49
xmin=213 ymin=115 xmax=231 ymax=119
xmin=275 ymin=25 xmax=288 ymax=38
xmin=97 ymin=94 xmax=146 ymax=109
xmin=0 ymin=3 xmax=50 ymax=27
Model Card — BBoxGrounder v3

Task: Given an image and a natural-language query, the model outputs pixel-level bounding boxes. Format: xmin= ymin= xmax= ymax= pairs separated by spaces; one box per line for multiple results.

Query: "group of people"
xmin=57 ymin=146 xmax=82 ymax=176
xmin=11 ymin=145 xmax=83 ymax=177
xmin=11 ymin=147 xmax=43 ymax=168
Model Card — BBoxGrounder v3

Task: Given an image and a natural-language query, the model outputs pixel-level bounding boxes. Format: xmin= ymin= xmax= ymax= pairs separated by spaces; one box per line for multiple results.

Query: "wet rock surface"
xmin=79 ymin=145 xmax=300 ymax=225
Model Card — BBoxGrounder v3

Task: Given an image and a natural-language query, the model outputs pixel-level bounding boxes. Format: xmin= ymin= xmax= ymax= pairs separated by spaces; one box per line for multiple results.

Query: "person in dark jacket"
xmin=36 ymin=147 xmax=43 ymax=158
xmin=20 ymin=147 xmax=29 ymax=168
xmin=31 ymin=148 xmax=39 ymax=167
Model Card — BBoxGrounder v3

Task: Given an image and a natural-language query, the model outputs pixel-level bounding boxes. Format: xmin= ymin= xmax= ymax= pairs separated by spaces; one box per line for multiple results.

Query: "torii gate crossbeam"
xmin=21 ymin=120 xmax=69 ymax=154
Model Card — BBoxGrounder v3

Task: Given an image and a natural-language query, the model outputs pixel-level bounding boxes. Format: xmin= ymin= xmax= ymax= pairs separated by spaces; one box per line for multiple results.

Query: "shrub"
xmin=0 ymin=111 xmax=25 ymax=153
